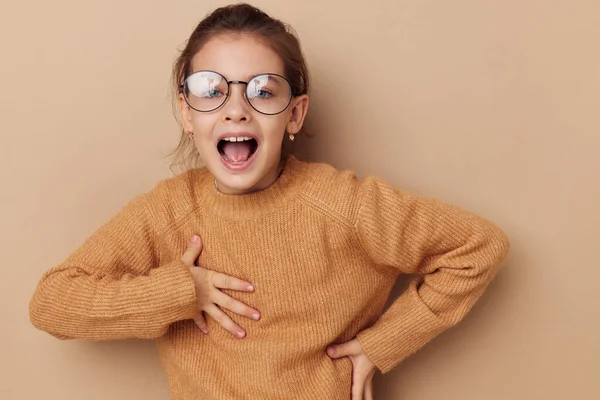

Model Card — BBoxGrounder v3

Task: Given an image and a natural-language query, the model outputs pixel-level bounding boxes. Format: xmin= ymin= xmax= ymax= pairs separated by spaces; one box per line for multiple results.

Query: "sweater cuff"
xmin=355 ymin=290 xmax=446 ymax=374
xmin=146 ymin=259 xmax=198 ymax=323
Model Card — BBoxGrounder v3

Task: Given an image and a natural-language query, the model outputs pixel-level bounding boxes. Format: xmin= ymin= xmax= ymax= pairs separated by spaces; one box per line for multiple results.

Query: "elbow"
xmin=29 ymin=299 xmax=72 ymax=340
xmin=490 ymin=224 xmax=511 ymax=264
xmin=29 ymin=288 xmax=46 ymax=331
xmin=29 ymin=285 xmax=74 ymax=340
xmin=480 ymin=222 xmax=511 ymax=277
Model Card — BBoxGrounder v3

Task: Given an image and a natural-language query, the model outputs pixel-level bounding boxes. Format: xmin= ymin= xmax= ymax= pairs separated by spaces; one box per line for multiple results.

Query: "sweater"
xmin=29 ymin=156 xmax=510 ymax=399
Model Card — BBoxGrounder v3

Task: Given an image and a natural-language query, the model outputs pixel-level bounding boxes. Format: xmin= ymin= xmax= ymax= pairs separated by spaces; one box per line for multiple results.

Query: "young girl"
xmin=29 ymin=4 xmax=510 ymax=400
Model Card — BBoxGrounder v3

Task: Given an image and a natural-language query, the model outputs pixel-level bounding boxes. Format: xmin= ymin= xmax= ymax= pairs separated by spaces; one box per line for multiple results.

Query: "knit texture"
xmin=29 ymin=156 xmax=510 ymax=399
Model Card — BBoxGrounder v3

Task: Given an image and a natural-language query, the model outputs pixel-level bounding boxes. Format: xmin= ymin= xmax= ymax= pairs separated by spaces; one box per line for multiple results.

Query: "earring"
xmin=289 ymin=133 xmax=295 ymax=141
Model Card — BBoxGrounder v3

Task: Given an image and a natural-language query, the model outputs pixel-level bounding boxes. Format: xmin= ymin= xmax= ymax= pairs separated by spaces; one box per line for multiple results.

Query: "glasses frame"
xmin=180 ymin=70 xmax=296 ymax=116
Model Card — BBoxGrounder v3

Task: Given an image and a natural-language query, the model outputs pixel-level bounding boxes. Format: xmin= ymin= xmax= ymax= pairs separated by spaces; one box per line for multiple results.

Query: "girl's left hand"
xmin=327 ymin=339 xmax=377 ymax=400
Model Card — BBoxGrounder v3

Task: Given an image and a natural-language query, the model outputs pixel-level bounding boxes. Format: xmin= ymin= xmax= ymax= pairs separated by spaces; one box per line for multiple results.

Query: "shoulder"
xmin=140 ymin=167 xmax=212 ymax=234
xmin=297 ymin=159 xmax=360 ymax=195
xmin=293 ymin=158 xmax=413 ymax=223
xmin=293 ymin=158 xmax=378 ymax=224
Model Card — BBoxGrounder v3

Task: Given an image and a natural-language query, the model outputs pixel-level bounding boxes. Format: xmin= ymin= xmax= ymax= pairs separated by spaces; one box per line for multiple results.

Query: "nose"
xmin=222 ymin=84 xmax=251 ymax=122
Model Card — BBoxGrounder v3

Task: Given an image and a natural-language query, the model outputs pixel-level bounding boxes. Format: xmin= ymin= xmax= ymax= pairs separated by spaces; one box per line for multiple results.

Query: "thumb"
xmin=327 ymin=340 xmax=359 ymax=359
xmin=181 ymin=235 xmax=203 ymax=266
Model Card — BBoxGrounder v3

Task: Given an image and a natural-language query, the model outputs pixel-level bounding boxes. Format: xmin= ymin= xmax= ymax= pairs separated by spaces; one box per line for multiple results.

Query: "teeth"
xmin=223 ymin=136 xmax=252 ymax=142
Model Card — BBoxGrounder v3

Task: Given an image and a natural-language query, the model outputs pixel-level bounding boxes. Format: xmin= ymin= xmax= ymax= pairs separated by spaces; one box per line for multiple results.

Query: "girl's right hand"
xmin=181 ymin=235 xmax=260 ymax=339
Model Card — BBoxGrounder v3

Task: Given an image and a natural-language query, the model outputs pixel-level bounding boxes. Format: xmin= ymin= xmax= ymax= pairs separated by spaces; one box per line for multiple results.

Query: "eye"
xmin=255 ymin=89 xmax=272 ymax=99
xmin=205 ymin=89 xmax=224 ymax=98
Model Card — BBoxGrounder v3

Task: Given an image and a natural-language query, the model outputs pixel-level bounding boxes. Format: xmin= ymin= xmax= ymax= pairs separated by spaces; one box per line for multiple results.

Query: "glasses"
xmin=180 ymin=70 xmax=295 ymax=115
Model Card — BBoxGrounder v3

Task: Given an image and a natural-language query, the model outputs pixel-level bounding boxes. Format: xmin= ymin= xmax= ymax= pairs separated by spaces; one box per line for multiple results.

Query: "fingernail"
xmin=201 ymin=328 xmax=208 ymax=334
xmin=252 ymin=312 xmax=260 ymax=320
xmin=327 ymin=346 xmax=334 ymax=356
xmin=237 ymin=331 xmax=246 ymax=338
xmin=191 ymin=235 xmax=199 ymax=242
xmin=247 ymin=285 xmax=254 ymax=291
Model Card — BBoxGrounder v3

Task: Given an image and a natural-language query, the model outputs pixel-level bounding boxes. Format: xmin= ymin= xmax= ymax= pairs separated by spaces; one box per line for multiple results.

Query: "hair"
xmin=168 ymin=3 xmax=310 ymax=173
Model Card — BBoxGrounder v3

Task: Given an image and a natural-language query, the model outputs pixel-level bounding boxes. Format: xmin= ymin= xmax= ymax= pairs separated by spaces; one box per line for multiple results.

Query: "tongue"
xmin=222 ymin=141 xmax=252 ymax=162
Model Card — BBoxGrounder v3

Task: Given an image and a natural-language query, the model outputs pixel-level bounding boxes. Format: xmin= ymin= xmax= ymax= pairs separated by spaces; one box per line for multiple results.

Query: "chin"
xmin=215 ymin=170 xmax=264 ymax=194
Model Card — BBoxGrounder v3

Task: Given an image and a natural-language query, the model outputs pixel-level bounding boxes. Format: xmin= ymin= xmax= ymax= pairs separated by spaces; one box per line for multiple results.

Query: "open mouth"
xmin=217 ymin=136 xmax=259 ymax=169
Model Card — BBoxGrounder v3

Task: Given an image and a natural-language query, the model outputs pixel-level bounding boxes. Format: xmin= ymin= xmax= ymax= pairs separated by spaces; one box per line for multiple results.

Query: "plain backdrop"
xmin=1 ymin=0 xmax=598 ymax=399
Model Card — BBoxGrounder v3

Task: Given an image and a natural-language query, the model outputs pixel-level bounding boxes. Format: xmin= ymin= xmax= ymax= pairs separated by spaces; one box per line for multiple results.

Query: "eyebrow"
xmin=191 ymin=70 xmax=284 ymax=82
xmin=250 ymin=76 xmax=281 ymax=86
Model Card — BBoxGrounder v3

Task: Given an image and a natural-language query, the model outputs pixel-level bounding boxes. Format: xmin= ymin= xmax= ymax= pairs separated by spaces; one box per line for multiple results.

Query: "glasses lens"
xmin=184 ymin=71 xmax=228 ymax=111
xmin=246 ymin=74 xmax=292 ymax=115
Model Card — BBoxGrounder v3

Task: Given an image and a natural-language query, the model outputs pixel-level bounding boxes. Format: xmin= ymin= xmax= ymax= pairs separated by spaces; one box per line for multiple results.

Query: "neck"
xmin=214 ymin=160 xmax=285 ymax=195
xmin=198 ymin=155 xmax=304 ymax=219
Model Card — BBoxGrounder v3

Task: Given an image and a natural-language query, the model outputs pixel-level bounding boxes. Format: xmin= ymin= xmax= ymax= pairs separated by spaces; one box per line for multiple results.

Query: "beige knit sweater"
xmin=29 ymin=156 xmax=509 ymax=399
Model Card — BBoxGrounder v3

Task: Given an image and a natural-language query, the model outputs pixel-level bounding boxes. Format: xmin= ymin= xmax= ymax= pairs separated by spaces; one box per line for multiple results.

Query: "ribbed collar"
xmin=195 ymin=156 xmax=307 ymax=219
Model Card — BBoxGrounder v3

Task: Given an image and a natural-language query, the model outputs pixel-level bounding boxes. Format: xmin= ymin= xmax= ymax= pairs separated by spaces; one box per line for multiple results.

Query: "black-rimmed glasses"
xmin=180 ymin=70 xmax=294 ymax=115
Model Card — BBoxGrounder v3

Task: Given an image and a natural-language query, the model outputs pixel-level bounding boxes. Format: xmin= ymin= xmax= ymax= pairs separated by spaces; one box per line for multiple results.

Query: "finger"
xmin=352 ymin=370 xmax=366 ymax=400
xmin=213 ymin=290 xmax=260 ymax=321
xmin=192 ymin=311 xmax=209 ymax=334
xmin=181 ymin=235 xmax=203 ymax=266
xmin=327 ymin=340 xmax=361 ymax=359
xmin=364 ymin=377 xmax=374 ymax=400
xmin=210 ymin=271 xmax=254 ymax=292
xmin=204 ymin=304 xmax=246 ymax=339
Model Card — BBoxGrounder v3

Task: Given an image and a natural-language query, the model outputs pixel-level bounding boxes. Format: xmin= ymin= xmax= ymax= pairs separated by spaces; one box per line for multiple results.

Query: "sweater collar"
xmin=196 ymin=156 xmax=306 ymax=219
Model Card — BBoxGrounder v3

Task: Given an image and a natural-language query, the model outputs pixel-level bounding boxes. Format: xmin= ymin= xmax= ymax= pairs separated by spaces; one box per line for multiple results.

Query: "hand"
xmin=181 ymin=235 xmax=260 ymax=339
xmin=327 ymin=339 xmax=377 ymax=400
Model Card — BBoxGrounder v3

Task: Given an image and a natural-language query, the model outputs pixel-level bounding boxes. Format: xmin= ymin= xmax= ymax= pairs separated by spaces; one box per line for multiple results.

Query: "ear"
xmin=286 ymin=94 xmax=309 ymax=135
xmin=179 ymin=93 xmax=194 ymax=134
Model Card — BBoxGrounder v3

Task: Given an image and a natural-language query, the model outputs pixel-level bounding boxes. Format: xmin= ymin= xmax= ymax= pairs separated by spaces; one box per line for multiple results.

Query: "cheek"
xmin=258 ymin=114 xmax=289 ymax=139
xmin=190 ymin=114 xmax=214 ymax=132
xmin=188 ymin=116 xmax=217 ymax=155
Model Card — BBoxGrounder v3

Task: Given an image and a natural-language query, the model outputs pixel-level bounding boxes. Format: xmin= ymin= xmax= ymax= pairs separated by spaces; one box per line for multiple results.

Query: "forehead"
xmin=191 ymin=34 xmax=285 ymax=80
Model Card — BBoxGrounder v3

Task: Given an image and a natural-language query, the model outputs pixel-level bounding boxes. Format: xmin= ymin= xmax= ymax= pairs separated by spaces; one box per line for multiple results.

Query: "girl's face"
xmin=179 ymin=34 xmax=309 ymax=194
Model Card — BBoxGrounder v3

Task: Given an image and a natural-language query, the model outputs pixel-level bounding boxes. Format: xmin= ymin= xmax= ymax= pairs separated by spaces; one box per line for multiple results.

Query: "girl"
xmin=29 ymin=3 xmax=510 ymax=400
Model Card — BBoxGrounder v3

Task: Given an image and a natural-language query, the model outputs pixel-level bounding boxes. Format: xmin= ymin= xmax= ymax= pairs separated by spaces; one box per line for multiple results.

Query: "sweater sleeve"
xmin=29 ymin=194 xmax=198 ymax=341
xmin=353 ymin=177 xmax=510 ymax=373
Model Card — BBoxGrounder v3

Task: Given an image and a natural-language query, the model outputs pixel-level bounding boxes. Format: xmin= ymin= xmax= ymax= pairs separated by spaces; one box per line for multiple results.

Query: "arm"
xmin=28 ymin=195 xmax=198 ymax=341
xmin=354 ymin=177 xmax=510 ymax=373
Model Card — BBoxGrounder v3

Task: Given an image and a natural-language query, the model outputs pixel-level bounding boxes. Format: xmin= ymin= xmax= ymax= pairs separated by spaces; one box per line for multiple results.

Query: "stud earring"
xmin=289 ymin=133 xmax=295 ymax=142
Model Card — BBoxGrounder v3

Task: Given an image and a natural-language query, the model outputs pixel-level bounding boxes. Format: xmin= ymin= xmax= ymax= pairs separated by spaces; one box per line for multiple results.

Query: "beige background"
xmin=1 ymin=0 xmax=598 ymax=399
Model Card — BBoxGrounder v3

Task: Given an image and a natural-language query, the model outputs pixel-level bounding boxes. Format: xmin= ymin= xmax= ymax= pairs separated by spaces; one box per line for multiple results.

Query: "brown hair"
xmin=168 ymin=3 xmax=310 ymax=173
